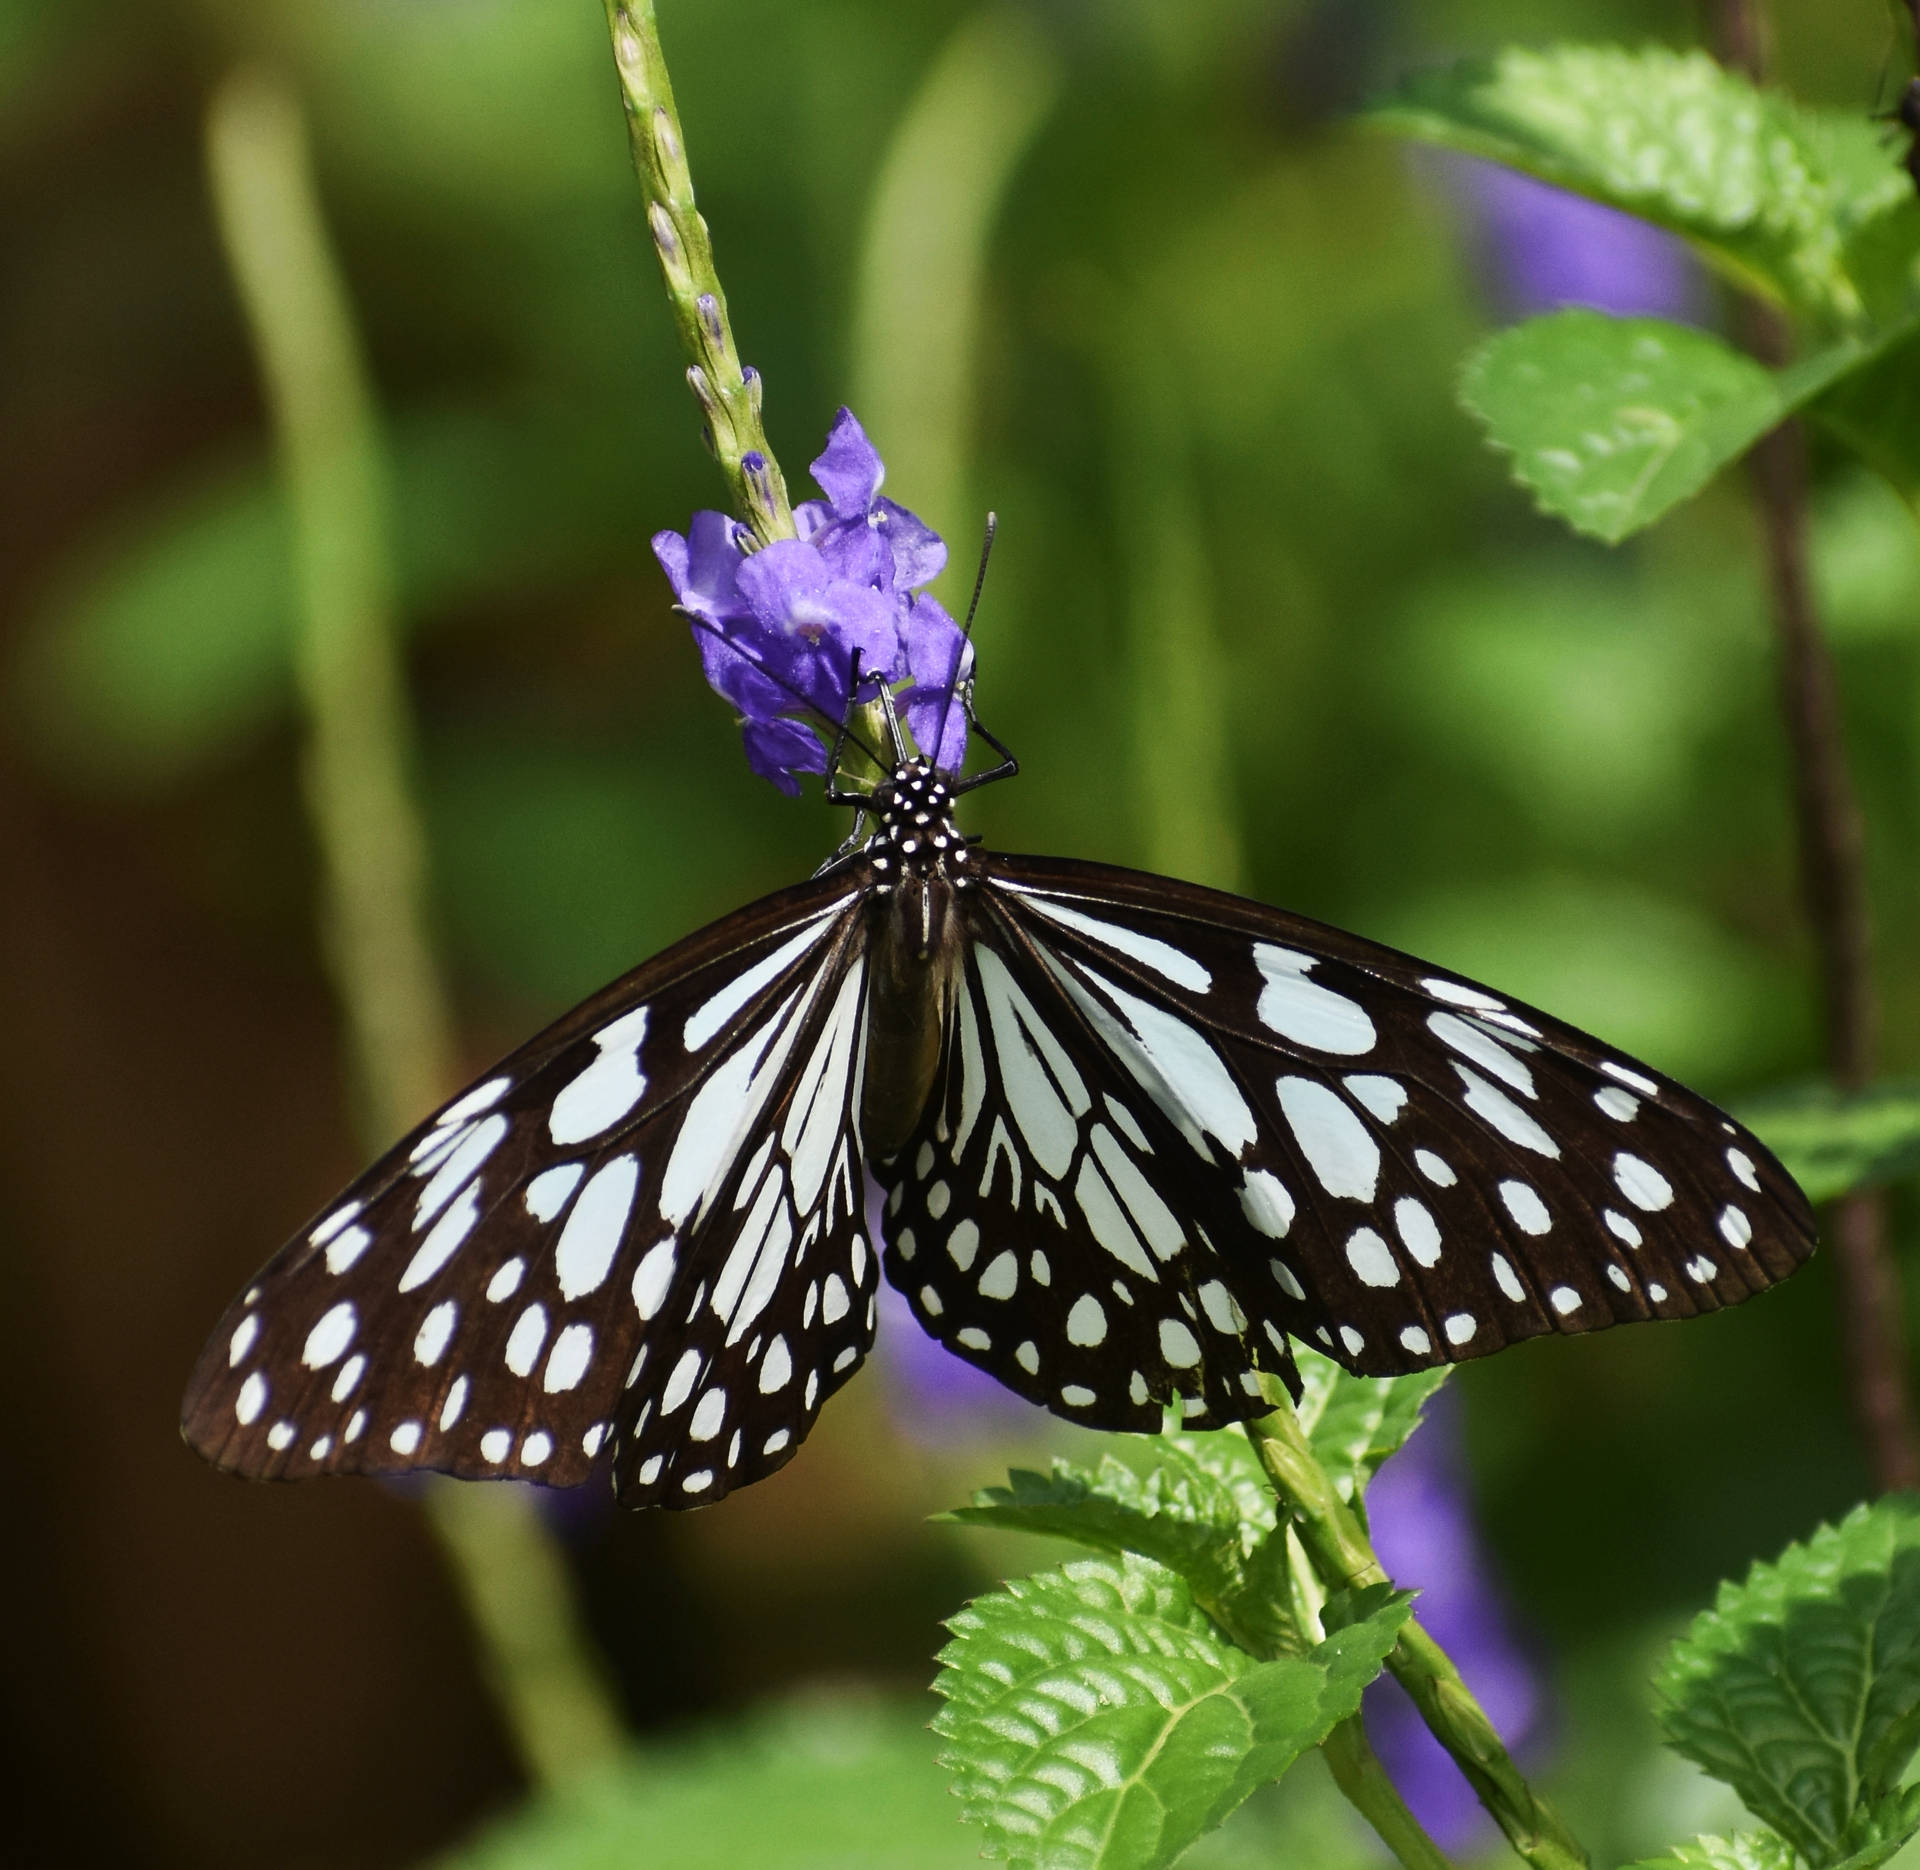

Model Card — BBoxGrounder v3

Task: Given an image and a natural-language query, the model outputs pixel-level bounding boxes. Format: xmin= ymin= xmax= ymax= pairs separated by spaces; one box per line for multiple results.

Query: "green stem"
xmin=600 ymin=0 xmax=796 ymax=544
xmin=1321 ymin=1715 xmax=1459 ymax=1870
xmin=1245 ymin=1396 xmax=1590 ymax=1870
xmin=205 ymin=63 xmax=625 ymax=1794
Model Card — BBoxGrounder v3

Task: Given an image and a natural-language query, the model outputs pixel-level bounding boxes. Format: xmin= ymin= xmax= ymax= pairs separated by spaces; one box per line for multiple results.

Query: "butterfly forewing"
xmin=182 ymin=875 xmax=872 ymax=1506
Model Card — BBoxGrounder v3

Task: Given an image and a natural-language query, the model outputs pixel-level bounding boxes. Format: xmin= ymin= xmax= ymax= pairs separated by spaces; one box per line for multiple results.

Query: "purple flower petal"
xmin=652 ymin=510 xmax=752 ymax=624
xmin=1457 ymin=157 xmax=1705 ymax=324
xmin=741 ymin=715 xmax=827 ymax=795
xmin=874 ymin=497 xmax=946 ymax=590
xmin=807 ymin=514 xmax=895 ymax=592
xmin=809 ymin=406 xmax=886 ymax=517
xmin=658 ymin=407 xmax=953 ymax=793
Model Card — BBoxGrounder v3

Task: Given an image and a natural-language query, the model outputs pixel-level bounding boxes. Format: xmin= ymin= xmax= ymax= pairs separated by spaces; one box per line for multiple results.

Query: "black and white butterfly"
xmin=182 ymin=672 xmax=1816 ymax=1509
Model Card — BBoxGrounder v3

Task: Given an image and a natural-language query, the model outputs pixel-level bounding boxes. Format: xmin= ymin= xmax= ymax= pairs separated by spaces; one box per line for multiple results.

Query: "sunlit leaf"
xmin=1620 ymin=1832 xmax=1797 ymax=1870
xmin=933 ymin=1553 xmax=1410 ymax=1870
xmin=1460 ymin=312 xmax=1870 ymax=543
xmin=1654 ymin=1496 xmax=1920 ymax=1864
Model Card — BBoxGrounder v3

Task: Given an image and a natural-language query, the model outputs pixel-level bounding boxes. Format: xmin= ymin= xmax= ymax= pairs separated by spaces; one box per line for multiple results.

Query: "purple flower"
xmin=1455 ymin=157 xmax=1706 ymax=325
xmin=653 ymin=409 xmax=971 ymax=792
xmin=1363 ymin=1389 xmax=1547 ymax=1850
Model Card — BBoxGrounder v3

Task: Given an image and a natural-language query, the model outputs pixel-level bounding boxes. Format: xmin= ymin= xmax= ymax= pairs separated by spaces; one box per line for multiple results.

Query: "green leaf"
xmin=435 ymin=1692 xmax=976 ymax=1869
xmin=1739 ymin=1078 xmax=1920 ymax=1205
xmin=1369 ymin=44 xmax=1912 ymax=317
xmin=1813 ymin=327 xmax=1920 ymax=513
xmin=947 ymin=1435 xmax=1296 ymax=1657
xmin=1654 ymin=1495 xmax=1920 ymax=1865
xmin=1460 ymin=312 xmax=1874 ymax=543
xmin=1620 ymin=1833 xmax=1798 ymax=1870
xmin=1833 ymin=1784 xmax=1920 ymax=1870
xmin=932 ymin=1553 xmax=1411 ymax=1870
xmin=1293 ymin=1343 xmax=1450 ymax=1505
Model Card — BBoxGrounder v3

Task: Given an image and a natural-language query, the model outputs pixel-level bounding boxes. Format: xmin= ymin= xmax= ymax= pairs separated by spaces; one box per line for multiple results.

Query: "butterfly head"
xmin=866 ymin=758 xmax=972 ymax=894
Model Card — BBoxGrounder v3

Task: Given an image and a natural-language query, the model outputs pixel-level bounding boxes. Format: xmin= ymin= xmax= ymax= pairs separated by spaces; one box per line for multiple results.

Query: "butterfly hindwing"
xmin=181 ymin=876 xmax=873 ymax=1507
xmin=959 ymin=854 xmax=1816 ymax=1380
xmin=872 ymin=907 xmax=1300 ymax=1433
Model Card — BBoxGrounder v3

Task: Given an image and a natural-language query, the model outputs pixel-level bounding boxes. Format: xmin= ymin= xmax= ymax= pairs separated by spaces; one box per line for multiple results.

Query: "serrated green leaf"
xmin=932 ymin=1553 xmax=1411 ymax=1870
xmin=1619 ymin=1832 xmax=1798 ymax=1870
xmin=1369 ymin=44 xmax=1911 ymax=316
xmin=1294 ymin=1343 xmax=1450 ymax=1504
xmin=1740 ymin=1078 xmax=1920 ymax=1204
xmin=1814 ymin=328 xmax=1920 ymax=513
xmin=1655 ymin=1496 xmax=1920 ymax=1864
xmin=1831 ymin=1783 xmax=1920 ymax=1870
xmin=1460 ymin=312 xmax=1874 ymax=543
xmin=947 ymin=1437 xmax=1296 ymax=1657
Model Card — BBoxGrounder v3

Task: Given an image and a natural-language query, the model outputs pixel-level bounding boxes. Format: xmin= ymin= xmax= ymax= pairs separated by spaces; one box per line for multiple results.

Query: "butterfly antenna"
xmin=924 ymin=513 xmax=997 ymax=779
xmin=676 ymin=609 xmax=889 ymax=773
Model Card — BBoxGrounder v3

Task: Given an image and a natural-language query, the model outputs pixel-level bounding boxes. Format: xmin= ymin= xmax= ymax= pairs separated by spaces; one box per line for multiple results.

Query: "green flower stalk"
xmin=1247 ymin=1390 xmax=1589 ymax=1870
xmin=601 ymin=0 xmax=796 ymax=545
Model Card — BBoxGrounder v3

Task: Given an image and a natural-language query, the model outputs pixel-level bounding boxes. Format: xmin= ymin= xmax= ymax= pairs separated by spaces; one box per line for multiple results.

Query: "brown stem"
xmin=1706 ymin=0 xmax=1920 ymax=1492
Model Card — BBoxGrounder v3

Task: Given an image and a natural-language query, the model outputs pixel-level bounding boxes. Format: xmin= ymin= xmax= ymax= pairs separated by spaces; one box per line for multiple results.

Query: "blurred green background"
xmin=3 ymin=0 xmax=1917 ymax=1865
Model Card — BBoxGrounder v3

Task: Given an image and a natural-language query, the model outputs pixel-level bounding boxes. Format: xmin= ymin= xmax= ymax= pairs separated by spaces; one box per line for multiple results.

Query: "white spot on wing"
xmin=1255 ymin=946 xmax=1376 ymax=1054
xmin=1043 ymin=953 xmax=1256 ymax=1159
xmin=414 ymin=1300 xmax=457 ymax=1366
xmin=555 ymin=1156 xmax=640 ymax=1299
xmin=504 ymin=1303 xmax=549 ymax=1377
xmin=324 ymin=1226 xmax=372 ymax=1275
xmin=1613 ymin=1152 xmax=1674 ymax=1211
xmin=236 ymin=1372 xmax=267 ymax=1424
xmin=1344 ymin=1075 xmax=1407 ymax=1123
xmin=1239 ymin=1168 xmax=1295 ymax=1238
xmin=631 ymin=1238 xmax=677 ymax=1319
xmin=303 ymin=1305 xmax=360 ymax=1374
xmin=976 ymin=947 xmax=1089 ymax=1180
xmin=1346 ymin=1227 xmax=1400 ymax=1287
xmin=1498 ymin=1181 xmax=1551 ymax=1236
xmin=1455 ymin=1066 xmax=1560 ymax=1158
xmin=549 ymin=1007 xmax=650 ymax=1145
xmin=1016 ymin=891 xmax=1212 ymax=992
xmin=1276 ymin=1077 xmax=1380 ymax=1199
xmin=544 ymin=1322 xmax=595 ymax=1393
xmin=682 ymin=909 xmax=846 ymax=1050
xmin=525 ymin=1163 xmax=585 ymax=1223
xmin=398 ymin=1182 xmax=482 ymax=1293
xmin=1428 ymin=1013 xmax=1535 ymax=1097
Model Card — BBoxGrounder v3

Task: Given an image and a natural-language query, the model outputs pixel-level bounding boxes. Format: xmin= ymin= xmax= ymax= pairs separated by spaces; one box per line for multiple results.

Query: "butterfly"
xmin=181 ymin=660 xmax=1817 ymax=1511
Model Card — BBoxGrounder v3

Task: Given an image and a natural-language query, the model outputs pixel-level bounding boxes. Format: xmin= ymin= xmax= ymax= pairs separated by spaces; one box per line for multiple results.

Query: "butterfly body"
xmin=183 ymin=757 xmax=1816 ymax=1510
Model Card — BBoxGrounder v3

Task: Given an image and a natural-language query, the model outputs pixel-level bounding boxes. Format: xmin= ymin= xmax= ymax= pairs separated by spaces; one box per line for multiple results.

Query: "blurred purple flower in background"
xmin=653 ymin=409 xmax=972 ymax=791
xmin=862 ymin=1178 xmax=1047 ymax=1443
xmin=1365 ymin=1389 xmax=1545 ymax=1851
xmin=1455 ymin=157 xmax=1707 ymax=325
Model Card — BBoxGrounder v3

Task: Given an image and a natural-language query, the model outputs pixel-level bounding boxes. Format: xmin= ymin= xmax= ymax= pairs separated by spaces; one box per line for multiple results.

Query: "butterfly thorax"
xmin=859 ymin=759 xmax=969 ymax=1159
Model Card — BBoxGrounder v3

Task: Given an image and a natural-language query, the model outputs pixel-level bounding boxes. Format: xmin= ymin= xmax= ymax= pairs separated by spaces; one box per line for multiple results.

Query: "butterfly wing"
xmin=875 ymin=853 xmax=1815 ymax=1413
xmin=181 ymin=873 xmax=883 ymax=1510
